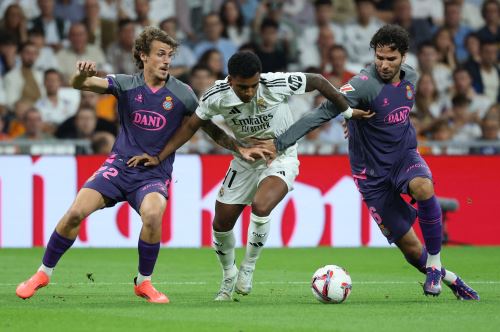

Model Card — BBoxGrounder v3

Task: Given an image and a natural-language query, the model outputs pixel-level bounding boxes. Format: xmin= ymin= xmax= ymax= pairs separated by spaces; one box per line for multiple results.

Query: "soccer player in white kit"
xmin=128 ymin=51 xmax=371 ymax=301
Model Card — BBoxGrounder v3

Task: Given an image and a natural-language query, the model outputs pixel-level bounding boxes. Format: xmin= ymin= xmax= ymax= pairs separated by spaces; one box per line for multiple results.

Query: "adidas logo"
xmin=229 ymin=107 xmax=241 ymax=115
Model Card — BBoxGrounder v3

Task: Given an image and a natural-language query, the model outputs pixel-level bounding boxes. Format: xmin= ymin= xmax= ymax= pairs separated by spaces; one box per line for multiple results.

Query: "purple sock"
xmin=417 ymin=196 xmax=442 ymax=255
xmin=42 ymin=231 xmax=75 ymax=268
xmin=138 ymin=238 xmax=160 ymax=276
xmin=404 ymin=247 xmax=446 ymax=276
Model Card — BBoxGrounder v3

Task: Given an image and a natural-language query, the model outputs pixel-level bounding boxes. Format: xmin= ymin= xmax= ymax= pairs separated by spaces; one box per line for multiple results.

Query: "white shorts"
xmin=216 ymin=156 xmax=300 ymax=205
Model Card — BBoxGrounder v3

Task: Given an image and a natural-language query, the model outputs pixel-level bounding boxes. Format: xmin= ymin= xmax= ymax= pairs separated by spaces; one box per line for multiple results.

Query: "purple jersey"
xmin=106 ymin=72 xmax=198 ymax=179
xmin=342 ymin=64 xmax=418 ymax=177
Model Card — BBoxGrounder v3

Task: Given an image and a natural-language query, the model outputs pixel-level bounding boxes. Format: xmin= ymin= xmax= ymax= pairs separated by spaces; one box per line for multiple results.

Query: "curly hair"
xmin=228 ymin=51 xmax=262 ymax=78
xmin=133 ymin=26 xmax=179 ymax=69
xmin=370 ymin=24 xmax=410 ymax=56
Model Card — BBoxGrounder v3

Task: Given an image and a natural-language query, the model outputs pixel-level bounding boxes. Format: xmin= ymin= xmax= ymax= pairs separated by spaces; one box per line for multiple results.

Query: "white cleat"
xmin=214 ymin=268 xmax=238 ymax=301
xmin=235 ymin=266 xmax=254 ymax=296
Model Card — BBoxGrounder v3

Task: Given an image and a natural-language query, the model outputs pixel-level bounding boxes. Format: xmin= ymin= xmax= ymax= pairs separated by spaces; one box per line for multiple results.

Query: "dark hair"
xmin=219 ymin=0 xmax=245 ymax=35
xmin=118 ymin=18 xmax=134 ymax=30
xmin=228 ymin=51 xmax=262 ymax=78
xmin=482 ymin=0 xmax=500 ymax=19
xmin=44 ymin=68 xmax=62 ymax=79
xmin=451 ymin=94 xmax=470 ymax=107
xmin=452 ymin=66 xmax=470 ymax=78
xmin=190 ymin=64 xmax=213 ymax=76
xmin=133 ymin=26 xmax=178 ymax=69
xmin=417 ymin=40 xmax=436 ymax=54
xmin=314 ymin=0 xmax=332 ymax=7
xmin=260 ymin=18 xmax=279 ymax=31
xmin=370 ymin=24 xmax=410 ymax=55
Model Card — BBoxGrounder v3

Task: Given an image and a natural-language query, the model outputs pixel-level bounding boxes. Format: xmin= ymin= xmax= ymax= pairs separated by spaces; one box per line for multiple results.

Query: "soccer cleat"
xmin=16 ymin=271 xmax=50 ymax=299
xmin=235 ymin=265 xmax=254 ymax=296
xmin=214 ymin=268 xmax=238 ymax=301
xmin=134 ymin=277 xmax=169 ymax=303
xmin=423 ymin=266 xmax=442 ymax=296
xmin=444 ymin=277 xmax=480 ymax=300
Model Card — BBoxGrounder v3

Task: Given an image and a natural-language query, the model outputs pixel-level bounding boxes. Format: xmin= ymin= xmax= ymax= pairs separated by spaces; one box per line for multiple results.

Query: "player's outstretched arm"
xmin=304 ymin=73 xmax=351 ymax=116
xmin=70 ymin=60 xmax=108 ymax=93
xmin=201 ymin=122 xmax=273 ymax=162
xmin=127 ymin=113 xmax=205 ymax=167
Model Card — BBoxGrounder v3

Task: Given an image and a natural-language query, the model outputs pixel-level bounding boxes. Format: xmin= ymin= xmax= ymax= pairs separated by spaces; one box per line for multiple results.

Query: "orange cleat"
xmin=16 ymin=271 xmax=50 ymax=299
xmin=133 ymin=277 xmax=169 ymax=303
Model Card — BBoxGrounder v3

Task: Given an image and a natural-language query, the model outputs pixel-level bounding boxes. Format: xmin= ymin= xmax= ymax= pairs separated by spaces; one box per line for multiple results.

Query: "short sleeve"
xmin=260 ymin=72 xmax=307 ymax=96
xmin=340 ymin=68 xmax=382 ymax=110
xmin=195 ymin=100 xmax=217 ymax=120
xmin=106 ymin=74 xmax=130 ymax=99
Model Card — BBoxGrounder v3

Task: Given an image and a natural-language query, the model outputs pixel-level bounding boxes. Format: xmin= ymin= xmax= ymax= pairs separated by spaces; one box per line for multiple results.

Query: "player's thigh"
xmin=139 ymin=192 xmax=167 ymax=225
xmin=216 ymin=159 xmax=260 ymax=205
xmin=364 ymin=190 xmax=417 ymax=244
xmin=252 ymin=176 xmax=288 ymax=216
xmin=395 ymin=150 xmax=434 ymax=198
xmin=213 ymin=201 xmax=246 ymax=232
xmin=66 ymin=188 xmax=108 ymax=220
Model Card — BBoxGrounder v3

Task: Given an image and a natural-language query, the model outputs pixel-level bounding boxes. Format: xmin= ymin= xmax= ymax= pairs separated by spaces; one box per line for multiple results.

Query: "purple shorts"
xmin=353 ymin=150 xmax=433 ymax=243
xmin=83 ymin=154 xmax=170 ymax=213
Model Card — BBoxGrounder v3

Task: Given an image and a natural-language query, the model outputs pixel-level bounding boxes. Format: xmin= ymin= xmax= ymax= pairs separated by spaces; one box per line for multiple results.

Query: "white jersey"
xmin=196 ymin=72 xmax=307 ymax=168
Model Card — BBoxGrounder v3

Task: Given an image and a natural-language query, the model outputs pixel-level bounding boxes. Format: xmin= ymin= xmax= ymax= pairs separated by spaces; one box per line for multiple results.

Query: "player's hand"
xmin=342 ymin=120 xmax=349 ymax=139
xmin=351 ymin=109 xmax=375 ymax=120
xmin=237 ymin=146 xmax=274 ymax=163
xmin=127 ymin=153 xmax=160 ymax=167
xmin=247 ymin=138 xmax=277 ymax=166
xmin=75 ymin=60 xmax=97 ymax=78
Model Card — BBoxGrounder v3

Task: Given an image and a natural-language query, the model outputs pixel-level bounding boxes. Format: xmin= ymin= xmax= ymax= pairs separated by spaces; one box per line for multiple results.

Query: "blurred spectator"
xmin=254 ymin=0 xmax=299 ymax=64
xmin=35 ymin=68 xmax=80 ymax=132
xmin=323 ymin=44 xmax=355 ymax=88
xmin=465 ymin=40 xmax=500 ymax=103
xmin=330 ymin=0 xmax=356 ymax=24
xmin=82 ymin=0 xmax=116 ymax=52
xmin=7 ymin=100 xmax=33 ymax=137
xmin=0 ymin=113 xmax=10 ymax=140
xmin=464 ymin=32 xmax=482 ymax=64
xmin=447 ymin=67 xmax=492 ymax=119
xmin=0 ymin=3 xmax=29 ymax=47
xmin=54 ymin=0 xmax=84 ymax=24
xmin=344 ymin=0 xmax=383 ymax=67
xmin=56 ymin=104 xmax=116 ymax=138
xmin=433 ymin=27 xmax=457 ymax=71
xmin=15 ymin=107 xmax=52 ymax=140
xmin=159 ymin=17 xmax=196 ymax=80
xmin=449 ymin=94 xmax=482 ymax=143
xmin=133 ymin=0 xmax=155 ymax=36
xmin=197 ymin=48 xmax=226 ymax=80
xmin=413 ymin=72 xmax=446 ymax=134
xmin=98 ymin=0 xmax=135 ymax=21
xmin=56 ymin=22 xmax=107 ymax=83
xmin=91 ymin=130 xmax=115 ymax=154
xmin=429 ymin=119 xmax=453 ymax=155
xmin=233 ymin=0 xmax=259 ymax=25
xmin=219 ymin=0 xmax=251 ymax=47
xmin=189 ymin=64 xmax=216 ymax=99
xmin=255 ymin=18 xmax=288 ymax=73
xmin=470 ymin=115 xmax=500 ymax=155
xmin=392 ymin=0 xmax=433 ymax=54
xmin=79 ymin=89 xmax=117 ymax=124
xmin=0 ymin=0 xmax=39 ymax=21
xmin=0 ymin=36 xmax=19 ymax=75
xmin=299 ymin=23 xmax=336 ymax=71
xmin=476 ymin=0 xmax=500 ymax=44
xmin=410 ymin=0 xmax=443 ymax=27
xmin=409 ymin=112 xmax=432 ymax=155
xmin=28 ymin=28 xmax=58 ymax=72
xmin=457 ymin=0 xmax=484 ymax=30
xmin=30 ymin=0 xmax=69 ymax=51
xmin=4 ymin=42 xmax=45 ymax=108
xmin=442 ymin=0 xmax=471 ymax=63
xmin=106 ymin=18 xmax=136 ymax=75
xmin=417 ymin=42 xmax=453 ymax=95
xmin=194 ymin=12 xmax=237 ymax=72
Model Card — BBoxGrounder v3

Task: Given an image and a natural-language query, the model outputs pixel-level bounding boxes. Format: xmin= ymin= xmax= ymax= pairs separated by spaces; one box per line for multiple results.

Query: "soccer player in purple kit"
xmin=15 ymin=27 xmax=245 ymax=303
xmin=252 ymin=25 xmax=479 ymax=300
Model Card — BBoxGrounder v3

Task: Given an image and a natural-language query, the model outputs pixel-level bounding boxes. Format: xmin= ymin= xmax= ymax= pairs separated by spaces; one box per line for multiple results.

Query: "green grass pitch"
xmin=1 ymin=247 xmax=499 ymax=332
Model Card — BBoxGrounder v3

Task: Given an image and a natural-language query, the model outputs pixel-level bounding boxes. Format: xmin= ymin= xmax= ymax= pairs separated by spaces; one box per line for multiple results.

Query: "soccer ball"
xmin=311 ymin=265 xmax=352 ymax=304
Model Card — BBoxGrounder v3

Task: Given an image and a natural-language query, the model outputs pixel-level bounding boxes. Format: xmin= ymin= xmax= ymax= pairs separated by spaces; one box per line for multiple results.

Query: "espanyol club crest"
xmin=163 ymin=96 xmax=174 ymax=111
xmin=406 ymin=85 xmax=414 ymax=100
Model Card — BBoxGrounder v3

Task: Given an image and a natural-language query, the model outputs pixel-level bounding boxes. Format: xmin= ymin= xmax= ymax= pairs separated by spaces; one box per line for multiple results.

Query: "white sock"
xmin=242 ymin=213 xmax=271 ymax=269
xmin=442 ymin=269 xmax=458 ymax=284
xmin=136 ymin=272 xmax=151 ymax=285
xmin=213 ymin=229 xmax=237 ymax=278
xmin=38 ymin=264 xmax=54 ymax=277
xmin=426 ymin=252 xmax=442 ymax=270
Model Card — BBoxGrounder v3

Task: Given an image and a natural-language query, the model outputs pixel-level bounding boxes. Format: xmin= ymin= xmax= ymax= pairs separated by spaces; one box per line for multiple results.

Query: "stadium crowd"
xmin=0 ymin=0 xmax=498 ymax=155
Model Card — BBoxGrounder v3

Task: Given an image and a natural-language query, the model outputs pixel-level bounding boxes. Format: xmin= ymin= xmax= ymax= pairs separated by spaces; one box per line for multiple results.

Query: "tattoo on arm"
xmin=201 ymin=121 xmax=240 ymax=153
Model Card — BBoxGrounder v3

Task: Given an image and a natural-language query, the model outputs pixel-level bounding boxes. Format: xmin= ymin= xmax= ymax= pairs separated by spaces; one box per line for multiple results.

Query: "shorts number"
xmin=223 ymin=168 xmax=237 ymax=188
xmin=368 ymin=206 xmax=382 ymax=224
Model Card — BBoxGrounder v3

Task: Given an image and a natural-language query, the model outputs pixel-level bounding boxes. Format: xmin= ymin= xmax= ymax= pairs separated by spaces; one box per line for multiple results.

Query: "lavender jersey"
xmin=106 ymin=72 xmax=198 ymax=178
xmin=276 ymin=63 xmax=418 ymax=178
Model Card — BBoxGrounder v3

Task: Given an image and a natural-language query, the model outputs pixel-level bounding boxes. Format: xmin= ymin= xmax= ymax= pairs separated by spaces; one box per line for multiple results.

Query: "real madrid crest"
xmin=257 ymin=98 xmax=267 ymax=111
xmin=218 ymin=187 xmax=224 ymax=197
xmin=163 ymin=96 xmax=174 ymax=111
xmin=405 ymin=85 xmax=414 ymax=100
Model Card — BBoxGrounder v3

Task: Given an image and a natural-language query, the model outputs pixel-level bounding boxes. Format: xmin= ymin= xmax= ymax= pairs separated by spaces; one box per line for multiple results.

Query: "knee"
xmin=410 ymin=178 xmax=434 ymax=201
xmin=141 ymin=208 xmax=163 ymax=230
xmin=251 ymin=201 xmax=272 ymax=217
xmin=64 ymin=207 xmax=86 ymax=226
xmin=213 ymin=218 xmax=234 ymax=232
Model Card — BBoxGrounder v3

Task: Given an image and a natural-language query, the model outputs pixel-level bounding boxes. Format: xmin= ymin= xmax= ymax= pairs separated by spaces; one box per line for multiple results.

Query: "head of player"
xmin=227 ymin=51 xmax=262 ymax=103
xmin=370 ymin=25 xmax=410 ymax=83
xmin=133 ymin=26 xmax=178 ymax=84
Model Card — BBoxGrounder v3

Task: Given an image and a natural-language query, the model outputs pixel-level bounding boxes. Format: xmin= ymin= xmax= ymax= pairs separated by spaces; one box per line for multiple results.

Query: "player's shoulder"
xmin=166 ymin=75 xmax=198 ymax=102
xmin=401 ymin=63 xmax=418 ymax=86
xmin=340 ymin=64 xmax=382 ymax=94
xmin=259 ymin=72 xmax=305 ymax=93
xmin=107 ymin=72 xmax=144 ymax=91
xmin=200 ymin=79 xmax=231 ymax=103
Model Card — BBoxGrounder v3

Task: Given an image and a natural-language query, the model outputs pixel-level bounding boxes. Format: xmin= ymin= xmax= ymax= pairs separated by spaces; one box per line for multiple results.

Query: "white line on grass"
xmin=1 ymin=280 xmax=499 ymax=287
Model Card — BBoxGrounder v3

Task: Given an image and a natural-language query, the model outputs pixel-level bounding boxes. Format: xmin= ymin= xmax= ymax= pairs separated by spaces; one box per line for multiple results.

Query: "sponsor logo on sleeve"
xmin=339 ymin=84 xmax=355 ymax=95
xmin=287 ymin=74 xmax=303 ymax=91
